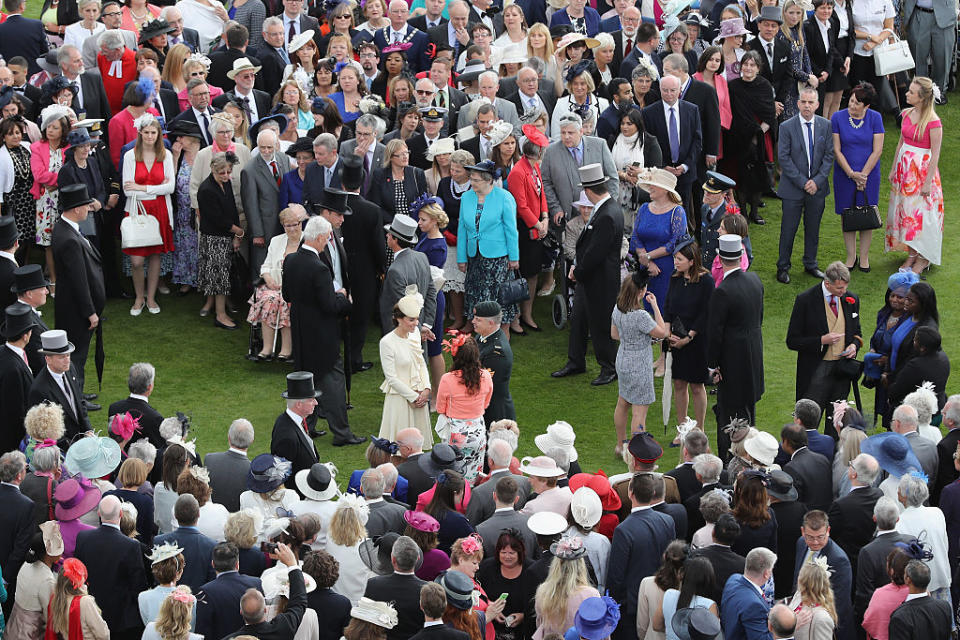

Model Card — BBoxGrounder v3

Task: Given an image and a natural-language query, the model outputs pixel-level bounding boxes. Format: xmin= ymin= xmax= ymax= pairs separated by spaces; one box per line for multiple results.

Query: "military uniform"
xmin=477 ymin=328 xmax=515 ymax=426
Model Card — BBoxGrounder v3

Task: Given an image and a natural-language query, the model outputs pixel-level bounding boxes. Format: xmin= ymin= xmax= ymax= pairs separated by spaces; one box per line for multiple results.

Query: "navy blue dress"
xmin=629 ymin=203 xmax=687 ymax=311
xmin=416 ymin=235 xmax=447 ymax=357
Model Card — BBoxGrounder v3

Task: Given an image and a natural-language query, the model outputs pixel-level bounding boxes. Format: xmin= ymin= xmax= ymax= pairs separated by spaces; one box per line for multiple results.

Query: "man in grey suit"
xmin=241 ymin=129 xmax=286 ymax=277
xmin=466 ymin=439 xmax=531 ymax=525
xmin=363 ymin=469 xmax=408 ymax=537
xmin=776 ymin=88 xmax=834 ymax=284
xmin=904 ymin=0 xmax=955 ymax=101
xmin=341 ymin=114 xmax=387 ymax=198
xmin=475 ymin=476 xmax=538 ymax=559
xmin=892 ymin=404 xmax=938 ymax=487
xmin=58 ymin=46 xmax=112 ymax=125
xmin=506 ymin=66 xmax=557 ymax=129
xmin=204 ymin=419 xmax=254 ymax=513
xmin=456 ymin=71 xmax=521 ymax=132
xmin=380 ymin=215 xmax=438 ymax=338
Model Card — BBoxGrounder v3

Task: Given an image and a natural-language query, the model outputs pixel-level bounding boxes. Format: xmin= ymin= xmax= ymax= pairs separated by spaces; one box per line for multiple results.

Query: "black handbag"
xmin=841 ymin=190 xmax=882 ymax=232
xmin=671 ymin=317 xmax=689 ymax=339
xmin=499 ymin=269 xmax=530 ymax=307
xmin=834 ymin=358 xmax=864 ymax=380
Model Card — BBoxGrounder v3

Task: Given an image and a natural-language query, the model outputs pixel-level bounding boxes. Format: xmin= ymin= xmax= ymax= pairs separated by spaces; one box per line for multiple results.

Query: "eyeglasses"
xmin=190 ymin=71 xmax=206 ymax=77
xmin=359 ymin=52 xmax=378 ymax=59
xmin=802 ymin=531 xmax=828 ymax=542
xmin=190 ymin=91 xmax=210 ymax=98
xmin=392 ymin=151 xmax=410 ymax=157
xmin=416 ymin=89 xmax=435 ymax=95
xmin=334 ymin=14 xmax=351 ymax=18
xmin=356 ymin=130 xmax=374 ymax=138
xmin=102 ymin=10 xmax=121 ymax=16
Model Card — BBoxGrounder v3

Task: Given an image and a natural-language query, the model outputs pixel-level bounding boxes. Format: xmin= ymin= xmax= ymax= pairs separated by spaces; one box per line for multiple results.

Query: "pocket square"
xmin=586 ymin=225 xmax=593 ymax=229
xmin=852 ymin=313 xmax=858 ymax=318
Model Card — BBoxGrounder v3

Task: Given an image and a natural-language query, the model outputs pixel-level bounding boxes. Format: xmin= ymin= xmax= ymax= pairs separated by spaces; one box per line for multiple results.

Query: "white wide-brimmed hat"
xmin=743 ymin=431 xmax=779 ymax=467
xmin=486 ymin=119 xmax=515 ymax=148
xmin=535 ymin=420 xmax=579 ymax=462
xmin=288 ymin=30 xmax=316 ymax=54
xmin=556 ymin=32 xmax=600 ymax=56
xmin=527 ymin=510 xmax=568 ymax=535
xmin=261 ymin=562 xmax=317 ymax=600
xmin=637 ymin=168 xmax=682 ymax=204
xmin=351 ymin=598 xmax=399 ymax=629
xmin=520 ymin=455 xmax=565 ymax=478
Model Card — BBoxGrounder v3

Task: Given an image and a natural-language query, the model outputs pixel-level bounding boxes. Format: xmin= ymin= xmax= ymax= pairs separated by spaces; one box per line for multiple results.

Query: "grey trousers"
xmin=907 ymin=9 xmax=955 ymax=92
xmin=777 ymin=193 xmax=826 ymax=271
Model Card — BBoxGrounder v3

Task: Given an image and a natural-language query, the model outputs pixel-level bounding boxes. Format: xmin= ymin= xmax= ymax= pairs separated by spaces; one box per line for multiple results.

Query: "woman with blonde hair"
xmin=550 ymin=65 xmax=609 ymax=139
xmin=325 ymin=32 xmax=354 ymax=63
xmin=327 ymin=494 xmax=373 ymax=605
xmin=21 ymin=402 xmax=65 ymax=467
xmin=527 ymin=23 xmax=560 ymax=94
xmin=886 ymin=76 xmax=943 ymax=274
xmin=414 ymin=198 xmax=450 ymax=397
xmin=45 ymin=558 xmax=109 ymax=640
xmin=787 ymin=558 xmax=838 ymax=640
xmin=221 ymin=100 xmax=250 ymax=146
xmin=224 ymin=510 xmax=267 ymax=577
xmin=533 ymin=537 xmax=600 ymax=640
xmin=177 ymin=55 xmax=224 ymax=111
xmin=832 ymin=415 xmax=867 ymax=496
xmin=778 ymin=0 xmax=818 ymax=120
xmin=425 ymin=138 xmax=454 ymax=195
xmin=161 ymin=44 xmax=191 ymax=94
xmin=143 ymin=585 xmax=200 ymax=640
xmin=104 ymin=458 xmax=155 ymax=545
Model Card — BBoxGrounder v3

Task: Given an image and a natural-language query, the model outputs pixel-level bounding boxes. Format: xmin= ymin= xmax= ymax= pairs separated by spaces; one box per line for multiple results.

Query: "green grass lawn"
xmin=20 ymin=14 xmax=958 ymax=481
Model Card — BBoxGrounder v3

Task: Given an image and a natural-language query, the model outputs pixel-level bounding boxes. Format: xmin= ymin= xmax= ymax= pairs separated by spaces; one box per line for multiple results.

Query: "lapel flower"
xmin=845 ymin=296 xmax=855 ymax=304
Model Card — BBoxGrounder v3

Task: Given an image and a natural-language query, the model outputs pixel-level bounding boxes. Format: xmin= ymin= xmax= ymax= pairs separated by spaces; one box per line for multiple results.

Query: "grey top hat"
xmin=579 ymin=163 xmax=611 ymax=188
xmin=38 ymin=329 xmax=75 ymax=355
xmin=384 ymin=214 xmax=418 ymax=244
xmin=757 ymin=5 xmax=783 ymax=23
xmin=717 ymin=234 xmax=743 ymax=259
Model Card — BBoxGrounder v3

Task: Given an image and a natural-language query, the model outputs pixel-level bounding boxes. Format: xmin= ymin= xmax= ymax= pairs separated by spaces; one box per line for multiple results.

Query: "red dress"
xmin=123 ymin=160 xmax=175 ymax=257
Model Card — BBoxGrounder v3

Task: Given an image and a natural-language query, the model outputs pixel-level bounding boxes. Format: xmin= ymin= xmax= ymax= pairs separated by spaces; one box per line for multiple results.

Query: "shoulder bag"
xmin=840 ymin=189 xmax=881 ymax=232
xmin=499 ymin=269 xmax=530 ymax=307
xmin=873 ymin=34 xmax=915 ymax=76
xmin=120 ymin=196 xmax=163 ymax=249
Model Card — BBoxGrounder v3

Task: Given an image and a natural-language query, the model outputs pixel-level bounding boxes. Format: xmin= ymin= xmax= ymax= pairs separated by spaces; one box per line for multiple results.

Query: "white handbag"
xmin=873 ymin=35 xmax=915 ymax=76
xmin=121 ymin=196 xmax=163 ymax=249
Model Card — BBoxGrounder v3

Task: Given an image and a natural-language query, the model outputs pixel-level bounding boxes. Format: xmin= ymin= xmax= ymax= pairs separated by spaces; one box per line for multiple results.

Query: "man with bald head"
xmin=75 ymin=495 xmax=148 ymax=640
xmin=609 ymin=6 xmax=642 ymax=73
xmin=225 ymin=543 xmax=307 ymax=639
xmin=429 ymin=1 xmax=473 ymax=60
xmin=828 ymin=452 xmax=883 ymax=576
xmin=373 ymin=0 xmax=432 ymax=72
xmin=397 ymin=427 xmax=434 ymax=505
xmin=768 ymin=604 xmax=798 ymax=639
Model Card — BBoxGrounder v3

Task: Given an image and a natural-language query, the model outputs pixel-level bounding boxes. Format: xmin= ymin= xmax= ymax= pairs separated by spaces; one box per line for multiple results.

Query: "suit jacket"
xmin=303 ymin=159 xmax=345 ymax=208
xmin=0 ymin=15 xmax=47 ymax=76
xmin=572 ymin=196 xmax=623 ymax=308
xmin=213 ymin=87 xmax=273 ymax=120
xmin=607 ymin=508 xmax=675 ymax=617
xmin=256 ymin=43 xmax=289 ymax=97
xmin=81 ymin=28 xmax=138 ymax=68
xmin=777 ymin=114 xmax=834 ymax=199
xmin=707 ymin=269 xmax=765 ymax=409
xmin=341 ymin=192 xmax=387 ymax=287
xmin=506 ymin=88 xmax=557 ymax=125
xmin=224 ymin=568 xmax=307 ymax=640
xmin=680 ymin=77 xmax=720 ymax=158
xmin=176 ymin=27 xmax=201 ymax=52
xmin=69 ymin=71 xmax=113 ymax=126
xmin=609 ymin=30 xmax=633 ymax=80
xmin=887 ymin=350 xmax=950 ymax=411
xmin=409 ymin=623 xmax=471 ymax=640
xmin=0 ymin=484 xmax=35 ymax=587
xmin=366 ymin=499 xmax=408 ymax=537
xmin=854 ymin=531 xmax=915 ymax=621
xmin=620 ymin=47 xmax=665 ymax=88
xmin=0 ymin=344 xmax=34 ymax=453
xmin=803 ymin=18 xmax=838 ymax=83
xmin=168 ymin=106 xmax=222 ymax=148
xmin=108 ymin=396 xmax=165 ymax=450
xmin=932 ymin=428 xmax=960 ymax=504
xmin=771 ymin=499 xmax=808 ymax=598
xmin=427 ymin=23 xmax=474 ymax=61
xmin=827 ymin=485 xmax=881 ymax=574
xmin=665 ymin=463 xmax=702 ymax=504
xmin=720 ymin=574 xmax=772 ymax=640
xmin=340 ymin=139 xmax=386 ymax=197
xmin=408 ymin=14 xmax=448 ymax=32
xmin=904 ymin=431 xmax=938 ymax=488
xmin=467 ymin=5 xmax=505 ymax=35
xmin=196 ymin=570 xmax=264 ymax=640
xmin=475 ymin=508 xmax=537 ymax=559
xmin=379 ymin=248 xmax=437 ymax=333
xmin=692 ymin=544 xmax=745 ymax=605
xmin=204 ymin=450 xmax=251 ymax=512
xmin=889 ymin=594 xmax=953 ymax=638
xmin=372 ymin=24 xmax=431 ymax=72
xmin=207 ymin=48 xmax=263 ymax=93
xmin=22 ymin=306 xmax=49 ymax=376
xmin=397 ymin=453 xmax=435 ymax=507
xmin=75 ymin=524 xmax=148 ymax=631
xmin=786 ymin=284 xmax=862 ymax=399
xmin=783 ymin=448 xmax=833 ymax=512
xmin=642 ymin=100 xmax=702 ymax=186
xmin=541 ymin=137 xmax=620 ymax=219
xmin=29 ymin=365 xmax=91 ymax=443
xmin=155 ymin=527 xmax=217 ymax=591
xmin=455 ymin=96 xmax=520 ymax=132
xmin=271 ymin=412 xmax=320 ymax=479
xmin=466 ymin=470 xmax=531 ymax=525
xmin=150 ymin=87 xmax=180 ymax=125
xmin=683 ymin=482 xmax=728 ymax=541
xmin=792 ymin=538 xmax=853 ymax=640
xmin=904 ymin=0 xmax=957 ymax=29
xmin=653 ymin=501 xmax=688 ymax=540
xmin=364 ymin=573 xmax=427 ymax=640
xmin=51 ymin=218 xmax=106 ymax=338
xmin=511 ymin=0 xmax=546 ymax=26
xmin=241 ymin=152 xmax=285 ymax=241
xmin=747 ymin=36 xmax=793 ymax=104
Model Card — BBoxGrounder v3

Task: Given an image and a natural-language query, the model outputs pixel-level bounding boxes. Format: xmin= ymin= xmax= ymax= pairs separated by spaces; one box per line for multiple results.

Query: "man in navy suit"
xmin=619 ymin=22 xmax=664 ymax=85
xmin=607 ymin=473 xmax=675 ymax=640
xmin=774 ymin=399 xmax=837 ymax=466
xmin=0 ymin=0 xmax=48 ymax=77
xmin=161 ymin=6 xmax=201 ymax=51
xmin=410 ymin=582 xmax=471 ymax=640
xmin=776 ymin=88 xmax=833 ymax=284
xmin=720 ymin=547 xmax=777 ymax=640
xmin=642 ymin=75 xmax=702 ymax=214
xmin=792 ymin=510 xmax=854 ymax=640
xmin=168 ymin=80 xmax=222 ymax=148
xmin=0 ymin=451 xmax=36 ymax=616
xmin=302 ymin=134 xmax=343 ymax=207
xmin=257 ymin=17 xmax=290 ymax=97
xmin=195 ymin=542 xmax=263 ymax=640
xmin=373 ymin=0 xmax=432 ymax=72
xmin=154 ymin=495 xmax=217 ymax=591
xmin=651 ymin=473 xmax=688 ymax=539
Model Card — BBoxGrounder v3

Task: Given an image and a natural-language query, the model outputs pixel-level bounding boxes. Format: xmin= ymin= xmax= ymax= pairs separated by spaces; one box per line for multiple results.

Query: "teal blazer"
xmin=456 ymin=186 xmax=520 ymax=264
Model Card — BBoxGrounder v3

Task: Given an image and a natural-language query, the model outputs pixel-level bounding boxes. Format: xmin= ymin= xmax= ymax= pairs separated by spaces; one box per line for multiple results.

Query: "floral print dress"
xmin=172 ymin=160 xmax=199 ymax=286
xmin=35 ymin=148 xmax=63 ymax=246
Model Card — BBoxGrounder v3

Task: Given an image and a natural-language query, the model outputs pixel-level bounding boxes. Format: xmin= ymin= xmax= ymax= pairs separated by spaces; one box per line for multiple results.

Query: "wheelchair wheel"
xmin=552 ymin=293 xmax=567 ymax=329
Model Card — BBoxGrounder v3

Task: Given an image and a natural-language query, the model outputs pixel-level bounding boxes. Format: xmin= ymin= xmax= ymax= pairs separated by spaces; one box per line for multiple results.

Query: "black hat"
xmin=59 ymin=184 xmax=96 ymax=211
xmin=316 ymin=188 xmax=353 ymax=216
xmin=1 ymin=303 xmax=38 ymax=340
xmin=627 ymin=431 xmax=663 ymax=464
xmin=465 ymin=159 xmax=498 ymax=176
xmin=139 ymin=18 xmax=175 ymax=43
xmin=550 ymin=24 xmax=574 ymax=39
xmin=282 ymin=371 xmax=322 ymax=399
xmin=766 ymin=470 xmax=799 ymax=502
xmin=0 ymin=216 xmax=18 ymax=249
xmin=672 ymin=608 xmax=722 ymax=640
xmin=674 ymin=234 xmax=696 ymax=254
xmin=66 ymin=128 xmax=94 ymax=148
xmin=702 ymin=170 xmax=736 ymax=193
xmin=418 ymin=443 xmax=463 ymax=478
xmin=339 ymin=154 xmax=364 ymax=191
xmin=10 ymin=265 xmax=50 ymax=294
xmin=295 ymin=462 xmax=340 ymax=501
xmin=285 ymin=137 xmax=315 ymax=157
xmin=418 ymin=106 xmax=447 ymax=121
xmin=248 ymin=113 xmax=288 ymax=147
xmin=166 ymin=119 xmax=204 ymax=144
xmin=473 ymin=300 xmax=501 ymax=318
xmin=359 ymin=532 xmax=404 ymax=575
xmin=0 ymin=86 xmax=14 ymax=111
xmin=41 ymin=75 xmax=78 ymax=101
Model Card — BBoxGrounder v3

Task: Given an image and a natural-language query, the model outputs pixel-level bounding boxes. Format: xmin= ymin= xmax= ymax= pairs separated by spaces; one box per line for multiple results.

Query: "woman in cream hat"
xmin=486 ymin=120 xmax=519 ymax=182
xmin=424 ymin=137 xmax=456 ymax=195
xmin=743 ymin=430 xmax=780 ymax=469
xmin=283 ymin=30 xmax=319 ymax=96
xmin=5 ymin=522 xmax=63 ymax=640
xmin=345 ymin=597 xmax=398 ymax=640
xmin=565 ymin=488 xmax=611 ymax=592
xmin=378 ymin=285 xmax=433 ymax=443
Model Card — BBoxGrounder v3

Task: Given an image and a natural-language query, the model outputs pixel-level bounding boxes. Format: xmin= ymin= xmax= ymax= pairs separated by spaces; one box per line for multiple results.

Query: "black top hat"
xmin=41 ymin=75 xmax=78 ymax=101
xmin=59 ymin=184 xmax=96 ymax=212
xmin=282 ymin=371 xmax=322 ymax=399
xmin=316 ymin=188 xmax=353 ymax=216
xmin=139 ymin=18 xmax=175 ymax=43
xmin=0 ymin=86 xmax=14 ymax=111
xmin=248 ymin=113 xmax=289 ymax=147
xmin=10 ymin=265 xmax=51 ymax=294
xmin=702 ymin=170 xmax=736 ymax=193
xmin=285 ymin=137 xmax=315 ymax=157
xmin=0 ymin=216 xmax=18 ymax=249
xmin=628 ymin=431 xmax=663 ymax=464
xmin=166 ymin=119 xmax=204 ymax=144
xmin=1 ymin=303 xmax=38 ymax=340
xmin=339 ymin=155 xmax=363 ymax=191
xmin=418 ymin=443 xmax=463 ymax=477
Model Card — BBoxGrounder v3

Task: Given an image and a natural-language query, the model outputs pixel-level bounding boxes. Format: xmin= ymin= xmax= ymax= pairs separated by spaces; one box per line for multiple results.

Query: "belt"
xmin=916 ymin=6 xmax=934 ymax=12
xmin=45 ymin=28 xmax=62 ymax=36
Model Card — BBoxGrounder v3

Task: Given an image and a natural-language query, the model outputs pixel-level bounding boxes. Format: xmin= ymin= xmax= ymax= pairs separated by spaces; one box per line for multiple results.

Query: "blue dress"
xmin=831 ymin=108 xmax=884 ymax=214
xmin=328 ymin=92 xmax=362 ymax=123
xmin=278 ymin=168 xmax=303 ymax=210
xmin=629 ymin=203 xmax=687 ymax=311
xmin=416 ymin=235 xmax=447 ymax=357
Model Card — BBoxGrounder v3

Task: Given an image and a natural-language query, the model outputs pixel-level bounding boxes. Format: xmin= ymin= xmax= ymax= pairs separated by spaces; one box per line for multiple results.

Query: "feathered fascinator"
xmin=133 ymin=113 xmax=159 ymax=131
xmin=146 ymin=541 xmax=183 ymax=565
xmin=909 ymin=469 xmax=929 ymax=484
xmin=359 ymin=95 xmax=388 ymax=118
xmin=370 ymin=436 xmax=399 ymax=455
xmin=382 ymin=42 xmax=413 ymax=55
xmin=136 ymin=75 xmax=156 ymax=104
xmin=723 ymin=418 xmax=752 ymax=443
xmin=168 ymin=586 xmax=196 ymax=605
xmin=675 ymin=417 xmax=698 ymax=442
xmin=189 ymin=466 xmax=210 ymax=484
xmin=739 ymin=469 xmax=770 ymax=486
xmin=187 ymin=53 xmax=211 ymax=68
xmin=895 ymin=538 xmax=935 ymax=561
xmin=63 ymin=558 xmax=88 ymax=590
xmin=831 ymin=399 xmax=850 ymax=427
xmin=810 ymin=555 xmax=834 ymax=577
xmin=459 ymin=535 xmax=482 ymax=556
xmin=110 ymin=411 xmax=141 ymax=441
xmin=409 ymin=193 xmax=442 ymax=216
xmin=167 ymin=434 xmax=197 ymax=458
xmin=443 ymin=330 xmax=469 ymax=357
xmin=336 ymin=492 xmax=370 ymax=524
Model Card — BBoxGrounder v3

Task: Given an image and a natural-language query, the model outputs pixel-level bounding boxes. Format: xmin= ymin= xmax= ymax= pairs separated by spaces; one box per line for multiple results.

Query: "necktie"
xmin=288 ymin=19 xmax=296 ymax=45
xmin=830 ymin=295 xmax=838 ymax=316
xmin=270 ymin=160 xmax=281 ymax=186
xmin=362 ymin=153 xmax=372 ymax=193
xmin=436 ymin=91 xmax=445 ymax=107
xmin=170 ymin=36 xmax=180 ymax=45
xmin=427 ymin=137 xmax=433 ymax=148
xmin=239 ymin=96 xmax=252 ymax=122
xmin=278 ymin=46 xmax=290 ymax=65
xmin=61 ymin=374 xmax=76 ymax=416
xmin=528 ymin=96 xmax=537 ymax=111
xmin=805 ymin=121 xmax=814 ymax=176
xmin=301 ymin=417 xmax=309 ymax=434
xmin=625 ymin=37 xmax=632 ymax=56
xmin=570 ymin=146 xmax=581 ymax=165
xmin=766 ymin=42 xmax=773 ymax=61
xmin=393 ymin=30 xmax=401 ymax=43
xmin=153 ymin=97 xmax=163 ymax=118
xmin=200 ymin=111 xmax=210 ymax=145
xmin=668 ymin=106 xmax=680 ymax=164
xmin=20 ymin=350 xmax=28 ymax=367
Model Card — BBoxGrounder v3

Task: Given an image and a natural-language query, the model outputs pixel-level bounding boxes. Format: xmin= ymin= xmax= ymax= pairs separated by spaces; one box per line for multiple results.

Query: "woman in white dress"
xmin=283 ymin=30 xmax=319 ymax=96
xmin=378 ymin=286 xmax=432 ymax=443
xmin=63 ymin=0 xmax=106 ymax=49
xmin=493 ymin=4 xmax=528 ymax=52
xmin=326 ymin=495 xmax=374 ymax=605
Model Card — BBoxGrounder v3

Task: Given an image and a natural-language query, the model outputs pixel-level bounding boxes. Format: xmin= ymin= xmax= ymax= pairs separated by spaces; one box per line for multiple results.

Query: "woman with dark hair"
xmin=436 ymin=336 xmax=493 ymax=482
xmin=730 ymin=471 xmax=778 ymax=557
xmin=404 ymin=511 xmax=450 ymax=581
xmin=726 ymin=50 xmax=777 ymax=222
xmin=303 ymin=550 xmax=352 ymax=640
xmin=862 ymin=547 xmax=911 ymax=640
xmin=59 ymin=128 xmax=107 ymax=238
xmin=664 ymin=238 xmax=713 ymax=431
xmin=656 ymin=556 xmax=718 ymax=639
xmin=109 ymin=78 xmax=160 ymax=169
xmin=440 ymin=149 xmax=475 ymax=332
xmin=883 ymin=281 xmax=939 ymax=403
xmin=328 ymin=62 xmax=367 ymax=124
xmin=318 ymin=2 xmax=360 ymax=52
xmin=377 ymin=48 xmax=412 ymax=104
xmin=832 ymin=82 xmax=884 ymax=270
xmin=307 ymin=97 xmax=345 ymax=140
xmin=863 ymin=271 xmax=917 ymax=394
xmin=491 ymin=131 xmax=520 ymax=183
xmin=476 ymin=530 xmax=535 ymax=640
xmin=154 ymin=444 xmax=189 ymax=534
xmin=424 ymin=470 xmax=475 ymax=554
xmin=369 ymin=139 xmax=429 ymax=224
xmin=378 ymin=288 xmax=432 ymax=442
xmin=415 ymin=199 xmax=449 ymax=399
xmin=384 ymin=102 xmax=421 ymax=143
xmin=694 ymin=47 xmax=731 ymax=160
xmin=0 ymin=117 xmax=35 ymax=259
xmin=611 ymin=264 xmax=670 ymax=450
xmin=611 ymin=108 xmax=663 ymax=218
xmin=887 ymin=325 xmax=950 ymax=415
xmin=636 ymin=539 xmax=688 ymax=640
xmin=307 ymin=60 xmax=336 ymax=103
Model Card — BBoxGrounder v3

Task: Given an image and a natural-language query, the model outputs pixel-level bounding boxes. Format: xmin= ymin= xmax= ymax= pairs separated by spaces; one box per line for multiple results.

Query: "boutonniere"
xmin=845 ymin=296 xmax=855 ymax=304
xmin=586 ymin=224 xmax=593 ymax=230
xmin=852 ymin=313 xmax=858 ymax=318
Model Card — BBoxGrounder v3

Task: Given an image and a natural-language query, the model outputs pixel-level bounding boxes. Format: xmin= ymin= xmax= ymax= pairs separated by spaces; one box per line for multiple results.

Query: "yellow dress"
xmin=378 ymin=329 xmax=432 ymax=444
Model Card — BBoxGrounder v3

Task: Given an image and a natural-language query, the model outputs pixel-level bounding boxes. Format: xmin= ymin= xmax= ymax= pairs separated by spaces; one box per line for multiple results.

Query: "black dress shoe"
xmin=805 ymin=267 xmax=826 ymax=279
xmin=551 ymin=364 xmax=586 ymax=378
xmin=308 ymin=428 xmax=327 ymax=438
xmin=83 ymin=393 xmax=98 ymax=401
xmin=777 ymin=270 xmax=791 ymax=284
xmin=85 ymin=402 xmax=102 ymax=411
xmin=352 ymin=362 xmax=373 ymax=373
xmin=591 ymin=372 xmax=617 ymax=386
xmin=214 ymin=320 xmax=239 ymax=330
xmin=332 ymin=435 xmax=367 ymax=446
xmin=748 ymin=211 xmax=766 ymax=225
xmin=520 ymin=318 xmax=542 ymax=332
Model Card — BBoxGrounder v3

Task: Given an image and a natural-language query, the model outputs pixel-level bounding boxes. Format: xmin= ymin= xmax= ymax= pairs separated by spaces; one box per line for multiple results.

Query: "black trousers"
xmin=313 ymin=356 xmax=357 ymax=442
xmin=348 ymin=276 xmax=378 ymax=366
xmin=67 ymin=325 xmax=93 ymax=393
xmin=566 ymin=281 xmax=616 ymax=375
xmin=803 ymin=359 xmax=852 ymax=439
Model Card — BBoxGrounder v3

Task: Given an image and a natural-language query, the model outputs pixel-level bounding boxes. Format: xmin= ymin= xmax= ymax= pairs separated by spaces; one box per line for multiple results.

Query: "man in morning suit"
xmin=11 ymin=265 xmax=51 ymax=375
xmin=903 ymin=0 xmax=956 ymax=100
xmin=888 ymin=560 xmax=953 ymax=639
xmin=607 ymin=472 xmax=675 ymax=640
xmin=0 ymin=451 xmax=36 ymax=615
xmin=207 ymin=25 xmax=263 ymax=93
xmin=363 ymin=536 xmax=427 ymax=640
xmin=0 ymin=304 xmax=36 ymax=454
xmin=395 ymin=430 xmax=435 ymax=507
xmin=0 ymin=0 xmax=48 ymax=77
xmin=241 ymin=128 xmax=286 ymax=277
xmin=683 ymin=454 xmax=727 ymax=539
xmin=827 ymin=453 xmax=882 ymax=576
xmin=642 ymin=75 xmax=703 ymax=215
xmin=854 ymin=497 xmax=916 ymax=626
xmin=363 ymin=469 xmax=408 ymax=537
xmin=279 ymin=0 xmax=321 ymax=50
xmin=75 ymin=495 xmax=148 ymax=640
xmin=720 ymin=547 xmax=777 ymax=640
xmin=0 ymin=218 xmax=17 ymax=311
xmin=931 ymin=395 xmax=960 ymax=504
xmin=51 ymin=184 xmax=105 ymax=398
xmin=195 ymin=542 xmax=263 ymax=640
xmin=108 ymin=362 xmax=165 ymax=450
xmin=28 ymin=330 xmax=92 ymax=445
xmin=776 ymin=88 xmax=833 ymax=284
xmin=550 ymin=162 xmax=624 ymax=387
xmin=225 ymin=543 xmax=307 ymax=640
xmin=781 ymin=424 xmax=833 ymax=512
xmin=707 ymin=234 xmax=764 ymax=461
xmin=380 ymin=215 xmax=438 ymax=336
xmin=666 ymin=429 xmax=707 ymax=503
xmin=59 ymin=45 xmax=112 ymax=125
xmin=373 ymin=1 xmax=432 ymax=72
xmin=792 ymin=510 xmax=853 ymax=640
xmin=283 ymin=215 xmax=364 ymax=446
xmin=651 ymin=473 xmax=688 ymax=539
xmin=154 ymin=494 xmax=217 ymax=591
xmin=204 ymin=419 xmax=254 ymax=512
xmin=692 ymin=514 xmax=746 ymax=605
xmin=475 ymin=476 xmax=537 ymax=558
xmin=271 ymin=372 xmax=322 ymax=484
xmin=257 ymin=17 xmax=290 ymax=98
xmin=411 ymin=582 xmax=471 ymax=640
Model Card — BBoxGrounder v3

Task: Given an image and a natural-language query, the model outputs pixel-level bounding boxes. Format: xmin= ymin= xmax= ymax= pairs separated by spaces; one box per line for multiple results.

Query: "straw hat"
xmin=555 ymin=33 xmax=600 ymax=57
xmin=226 ymin=57 xmax=262 ymax=80
xmin=636 ymin=168 xmax=682 ymax=204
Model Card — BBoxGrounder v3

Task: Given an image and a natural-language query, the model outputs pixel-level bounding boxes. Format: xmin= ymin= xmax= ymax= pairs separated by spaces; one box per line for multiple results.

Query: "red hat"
xmin=522 ymin=124 xmax=549 ymax=148
xmin=569 ymin=470 xmax=621 ymax=512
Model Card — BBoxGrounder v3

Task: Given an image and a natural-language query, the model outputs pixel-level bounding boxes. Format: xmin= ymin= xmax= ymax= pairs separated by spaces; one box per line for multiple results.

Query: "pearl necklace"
xmin=848 ymin=113 xmax=865 ymax=129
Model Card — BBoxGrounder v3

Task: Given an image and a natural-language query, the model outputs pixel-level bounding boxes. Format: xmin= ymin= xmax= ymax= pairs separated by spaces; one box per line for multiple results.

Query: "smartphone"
xmin=505 ymin=615 xmax=517 ymax=627
xmin=498 ymin=593 xmax=509 ymax=601
xmin=631 ymin=161 xmax=642 ymax=167
xmin=260 ymin=541 xmax=278 ymax=553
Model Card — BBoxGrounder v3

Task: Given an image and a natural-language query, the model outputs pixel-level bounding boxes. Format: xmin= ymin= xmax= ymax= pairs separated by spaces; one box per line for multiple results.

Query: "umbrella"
xmin=661 ymin=351 xmax=673 ymax=433
xmin=94 ymin=322 xmax=105 ymax=391
xmin=343 ymin=318 xmax=353 ymax=409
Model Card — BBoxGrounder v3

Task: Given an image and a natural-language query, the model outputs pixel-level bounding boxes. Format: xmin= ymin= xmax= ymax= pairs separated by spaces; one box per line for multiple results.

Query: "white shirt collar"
xmin=286 ymin=408 xmax=306 ymax=425
xmin=229 ymin=447 xmax=248 ymax=456
xmin=799 ymin=114 xmax=816 ymax=126
xmin=0 ymin=251 xmax=15 ymax=264
xmin=876 ymin=528 xmax=898 ymax=536
xmin=905 ymin=592 xmax=929 ymax=601
xmin=424 ymin=621 xmax=445 ymax=627
xmin=62 ymin=216 xmax=81 ymax=234
xmin=722 ymin=266 xmax=741 ymax=279
xmin=302 ymin=244 xmax=320 ymax=256
xmin=791 ymin=446 xmax=808 ymax=460
xmin=494 ymin=506 xmax=514 ymax=512
xmin=592 ymin=193 xmax=611 ymax=211
xmin=5 ymin=343 xmax=25 ymax=357
xmin=129 ymin=393 xmax=149 ymax=402
xmin=366 ymin=497 xmax=385 ymax=504
xmin=631 ymin=505 xmax=653 ymax=511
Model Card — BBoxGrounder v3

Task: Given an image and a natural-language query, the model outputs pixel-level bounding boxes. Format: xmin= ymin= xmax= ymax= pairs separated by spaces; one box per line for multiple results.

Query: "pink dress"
xmin=862 ymin=583 xmax=908 ymax=640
